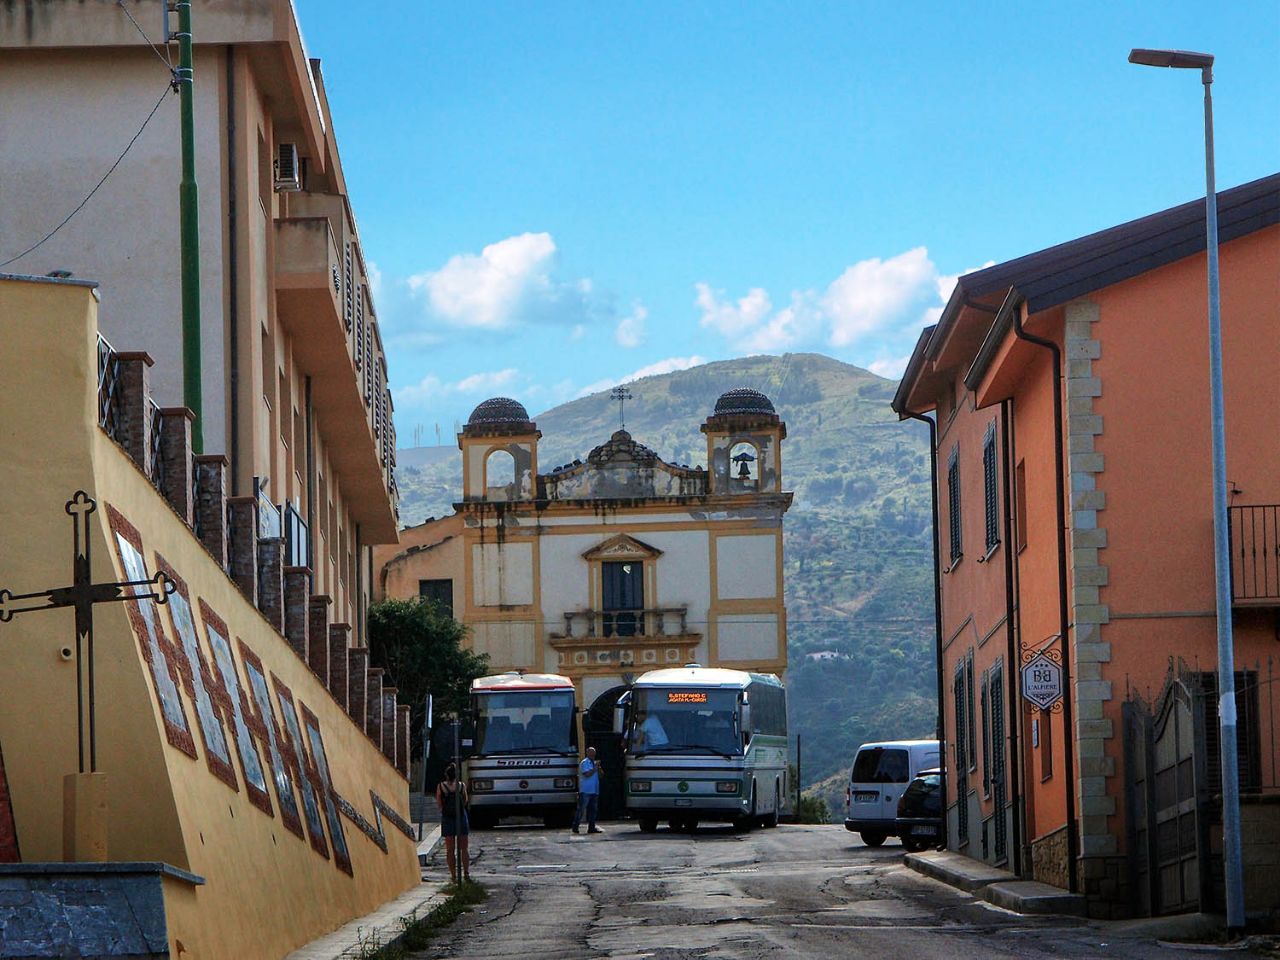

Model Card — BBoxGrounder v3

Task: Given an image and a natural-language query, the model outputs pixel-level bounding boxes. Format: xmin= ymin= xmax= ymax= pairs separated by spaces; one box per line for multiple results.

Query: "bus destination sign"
xmin=668 ymin=691 xmax=707 ymax=704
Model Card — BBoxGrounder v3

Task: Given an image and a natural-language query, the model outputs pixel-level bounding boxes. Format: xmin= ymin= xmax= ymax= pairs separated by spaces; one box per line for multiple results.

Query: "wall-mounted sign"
xmin=1021 ymin=653 xmax=1063 ymax=710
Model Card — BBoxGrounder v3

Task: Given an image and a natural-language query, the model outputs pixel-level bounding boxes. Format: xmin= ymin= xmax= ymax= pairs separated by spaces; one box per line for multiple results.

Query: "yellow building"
xmin=0 ymin=3 xmax=420 ymax=953
xmin=375 ymin=391 xmax=793 ymax=721
xmin=0 ymin=0 xmax=396 ymax=636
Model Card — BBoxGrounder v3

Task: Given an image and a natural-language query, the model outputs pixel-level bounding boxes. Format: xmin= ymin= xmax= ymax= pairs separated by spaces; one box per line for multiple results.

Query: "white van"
xmin=843 ymin=739 xmax=940 ymax=846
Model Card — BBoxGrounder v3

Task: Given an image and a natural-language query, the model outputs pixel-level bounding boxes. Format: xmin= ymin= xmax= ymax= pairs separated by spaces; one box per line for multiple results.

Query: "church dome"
xmin=712 ymin=388 xmax=777 ymax=418
xmin=467 ymin=397 xmax=531 ymax=427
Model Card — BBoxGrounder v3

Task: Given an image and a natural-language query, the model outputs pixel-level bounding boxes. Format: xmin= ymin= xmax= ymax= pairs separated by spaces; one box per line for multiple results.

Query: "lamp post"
xmin=1128 ymin=47 xmax=1244 ymax=932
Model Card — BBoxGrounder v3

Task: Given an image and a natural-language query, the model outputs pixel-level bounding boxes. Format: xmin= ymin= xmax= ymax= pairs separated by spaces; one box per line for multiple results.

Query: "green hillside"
xmin=394 ymin=352 xmax=938 ymax=811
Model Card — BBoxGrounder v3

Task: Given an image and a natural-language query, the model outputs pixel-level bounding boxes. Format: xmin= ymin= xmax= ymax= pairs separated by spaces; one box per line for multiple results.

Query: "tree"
xmin=366 ymin=597 xmax=490 ymax=759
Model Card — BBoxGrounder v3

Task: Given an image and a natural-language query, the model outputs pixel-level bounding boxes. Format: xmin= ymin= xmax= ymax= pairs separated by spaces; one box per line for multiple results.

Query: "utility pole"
xmin=175 ymin=0 xmax=203 ymax=453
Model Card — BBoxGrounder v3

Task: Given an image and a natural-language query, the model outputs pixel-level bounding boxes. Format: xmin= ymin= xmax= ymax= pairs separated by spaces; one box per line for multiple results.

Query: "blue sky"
xmin=297 ymin=1 xmax=1279 ymax=443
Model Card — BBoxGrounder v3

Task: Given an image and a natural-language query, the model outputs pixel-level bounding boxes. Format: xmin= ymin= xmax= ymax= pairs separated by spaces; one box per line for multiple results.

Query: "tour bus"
xmin=465 ymin=672 xmax=579 ymax=828
xmin=619 ymin=664 xmax=789 ymax=833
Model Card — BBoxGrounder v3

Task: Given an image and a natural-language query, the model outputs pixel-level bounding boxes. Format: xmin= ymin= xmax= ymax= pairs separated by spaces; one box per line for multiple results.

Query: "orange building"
xmin=894 ymin=173 xmax=1280 ymax=918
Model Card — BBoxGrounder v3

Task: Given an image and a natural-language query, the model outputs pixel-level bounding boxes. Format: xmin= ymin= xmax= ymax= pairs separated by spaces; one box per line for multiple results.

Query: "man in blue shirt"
xmin=571 ymin=746 xmax=603 ymax=835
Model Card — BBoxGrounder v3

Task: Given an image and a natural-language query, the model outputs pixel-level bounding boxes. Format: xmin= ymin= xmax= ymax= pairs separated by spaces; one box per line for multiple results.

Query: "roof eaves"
xmin=891 ymin=325 xmax=937 ymax=416
xmin=964 ymin=288 xmax=1024 ymax=392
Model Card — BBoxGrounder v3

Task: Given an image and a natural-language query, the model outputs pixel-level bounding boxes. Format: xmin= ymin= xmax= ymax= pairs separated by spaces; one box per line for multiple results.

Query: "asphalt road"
xmin=415 ymin=822 xmax=1251 ymax=959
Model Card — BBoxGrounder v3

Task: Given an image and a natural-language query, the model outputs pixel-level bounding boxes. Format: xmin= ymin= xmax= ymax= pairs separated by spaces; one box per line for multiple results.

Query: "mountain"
xmin=394 ymin=353 xmax=938 ymax=811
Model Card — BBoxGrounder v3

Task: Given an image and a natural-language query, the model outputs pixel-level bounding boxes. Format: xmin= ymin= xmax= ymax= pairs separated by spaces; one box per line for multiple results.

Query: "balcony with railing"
xmin=1230 ymin=504 xmax=1280 ymax=606
xmin=554 ymin=607 xmax=694 ymax=640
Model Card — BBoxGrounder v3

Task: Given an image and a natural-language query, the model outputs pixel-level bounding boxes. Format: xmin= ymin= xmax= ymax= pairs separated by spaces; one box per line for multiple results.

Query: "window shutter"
xmin=948 ymin=445 xmax=962 ymax=563
xmin=983 ymin=422 xmax=1000 ymax=552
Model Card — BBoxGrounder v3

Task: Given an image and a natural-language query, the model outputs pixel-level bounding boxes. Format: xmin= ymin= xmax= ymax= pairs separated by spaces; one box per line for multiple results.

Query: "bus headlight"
xmin=553 ymin=777 xmax=576 ymax=790
xmin=715 ymin=781 xmax=741 ymax=794
xmin=471 ymin=779 xmax=494 ymax=792
xmin=630 ymin=780 xmax=652 ymax=793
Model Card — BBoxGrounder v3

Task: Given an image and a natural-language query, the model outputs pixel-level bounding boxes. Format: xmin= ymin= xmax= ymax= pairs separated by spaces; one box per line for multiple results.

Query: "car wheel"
xmin=860 ymin=830 xmax=887 ymax=848
xmin=901 ymin=837 xmax=927 ymax=853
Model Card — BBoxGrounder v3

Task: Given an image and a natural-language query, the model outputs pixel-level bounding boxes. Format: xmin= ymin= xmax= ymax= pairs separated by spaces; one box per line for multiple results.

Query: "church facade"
xmin=376 ymin=389 xmax=792 ymax=715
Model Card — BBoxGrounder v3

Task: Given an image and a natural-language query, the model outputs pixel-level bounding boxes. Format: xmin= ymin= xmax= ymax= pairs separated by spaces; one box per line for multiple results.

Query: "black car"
xmin=895 ymin=768 xmax=943 ymax=853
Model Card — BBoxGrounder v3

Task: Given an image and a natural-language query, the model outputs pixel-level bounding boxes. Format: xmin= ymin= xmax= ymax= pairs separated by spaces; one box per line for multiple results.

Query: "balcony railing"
xmin=284 ymin=501 xmax=309 ymax=569
xmin=1230 ymin=504 xmax=1280 ymax=605
xmin=147 ymin=398 xmax=164 ymax=492
xmin=558 ymin=607 xmax=692 ymax=640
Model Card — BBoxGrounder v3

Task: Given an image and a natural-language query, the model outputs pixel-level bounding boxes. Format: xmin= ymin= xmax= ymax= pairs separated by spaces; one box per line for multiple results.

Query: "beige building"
xmin=375 ymin=390 xmax=793 ymax=716
xmin=0 ymin=0 xmax=396 ymax=635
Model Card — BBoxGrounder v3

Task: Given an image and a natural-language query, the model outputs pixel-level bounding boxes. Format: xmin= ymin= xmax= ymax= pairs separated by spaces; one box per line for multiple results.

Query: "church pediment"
xmin=582 ymin=533 xmax=663 ymax=561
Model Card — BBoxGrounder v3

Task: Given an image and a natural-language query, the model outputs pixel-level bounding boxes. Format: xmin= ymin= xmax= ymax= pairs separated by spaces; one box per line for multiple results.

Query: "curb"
xmin=903 ymin=851 xmax=1087 ymax=917
xmin=417 ymin=825 xmax=443 ymax=868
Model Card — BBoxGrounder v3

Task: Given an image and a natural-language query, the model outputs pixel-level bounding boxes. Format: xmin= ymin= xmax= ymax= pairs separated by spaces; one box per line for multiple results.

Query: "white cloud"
xmin=615 ymin=304 xmax=648 ymax=348
xmin=366 ymin=261 xmax=384 ymax=301
xmin=868 ymin=355 xmax=913 ymax=379
xmin=933 ymin=260 xmax=997 ymax=310
xmin=394 ymin=367 xmax=521 ymax=408
xmin=454 ymin=368 xmax=519 ymax=394
xmin=576 ymin=355 xmax=706 ymax=398
xmin=824 ymin=247 xmax=937 ymax=347
xmin=408 ymin=232 xmax=600 ymax=330
xmin=693 ymin=249 xmax=998 ymax=370
xmin=696 ymin=283 xmax=772 ymax=338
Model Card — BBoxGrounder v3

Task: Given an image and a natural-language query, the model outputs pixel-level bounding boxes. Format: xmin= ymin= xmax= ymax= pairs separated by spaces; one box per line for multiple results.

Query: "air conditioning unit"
xmin=273 ymin=142 xmax=302 ymax=192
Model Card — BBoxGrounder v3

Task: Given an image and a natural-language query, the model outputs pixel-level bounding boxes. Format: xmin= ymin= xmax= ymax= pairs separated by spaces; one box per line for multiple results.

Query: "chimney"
xmin=347 ymin=646 xmax=369 ymax=733
xmin=113 ymin=352 xmax=155 ymax=474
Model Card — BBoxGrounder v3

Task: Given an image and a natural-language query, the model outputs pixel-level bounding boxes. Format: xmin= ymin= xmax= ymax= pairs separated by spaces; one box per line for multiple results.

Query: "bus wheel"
xmin=638 ymin=818 xmax=658 ymax=833
xmin=860 ymin=830 xmax=887 ymax=847
xmin=762 ymin=784 xmax=779 ymax=828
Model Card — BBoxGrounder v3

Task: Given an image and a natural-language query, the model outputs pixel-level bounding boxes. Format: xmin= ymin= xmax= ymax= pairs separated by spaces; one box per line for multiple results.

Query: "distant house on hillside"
xmin=373 ymin=389 xmax=793 ymax=739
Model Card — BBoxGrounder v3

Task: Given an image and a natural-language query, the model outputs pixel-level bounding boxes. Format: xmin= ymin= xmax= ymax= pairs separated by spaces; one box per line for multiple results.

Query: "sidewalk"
xmin=285 ymin=827 xmax=447 ymax=960
xmin=902 ymin=850 xmax=1087 ymax=917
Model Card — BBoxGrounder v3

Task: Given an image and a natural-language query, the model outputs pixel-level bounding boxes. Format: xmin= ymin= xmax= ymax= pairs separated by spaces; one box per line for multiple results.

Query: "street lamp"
xmin=1129 ymin=47 xmax=1245 ymax=932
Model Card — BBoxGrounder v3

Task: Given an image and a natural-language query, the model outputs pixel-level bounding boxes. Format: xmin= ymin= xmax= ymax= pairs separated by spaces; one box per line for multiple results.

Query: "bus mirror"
xmin=739 ymin=703 xmax=752 ymax=734
xmin=613 ymin=704 xmax=625 ymax=735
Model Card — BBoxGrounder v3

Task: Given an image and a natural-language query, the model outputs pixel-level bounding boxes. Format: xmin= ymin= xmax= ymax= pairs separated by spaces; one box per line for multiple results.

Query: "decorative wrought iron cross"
xmin=0 ymin=491 xmax=174 ymax=773
xmin=610 ymin=386 xmax=633 ymax=429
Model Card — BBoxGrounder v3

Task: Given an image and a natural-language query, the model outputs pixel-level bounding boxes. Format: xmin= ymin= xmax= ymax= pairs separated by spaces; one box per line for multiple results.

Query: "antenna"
xmin=610 ymin=385 xmax=633 ymax=430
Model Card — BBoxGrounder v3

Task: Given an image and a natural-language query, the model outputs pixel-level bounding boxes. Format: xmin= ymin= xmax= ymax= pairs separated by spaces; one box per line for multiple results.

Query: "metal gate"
xmin=1125 ymin=673 xmax=1209 ymax=916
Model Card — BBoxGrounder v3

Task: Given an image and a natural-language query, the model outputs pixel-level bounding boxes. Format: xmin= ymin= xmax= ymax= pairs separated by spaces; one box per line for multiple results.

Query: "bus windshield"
xmin=474 ymin=690 xmax=575 ymax=755
xmin=630 ymin=688 xmax=741 ymax=757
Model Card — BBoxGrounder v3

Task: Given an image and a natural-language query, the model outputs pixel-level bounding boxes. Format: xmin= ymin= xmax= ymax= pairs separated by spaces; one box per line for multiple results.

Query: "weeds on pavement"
xmin=356 ymin=880 xmax=488 ymax=959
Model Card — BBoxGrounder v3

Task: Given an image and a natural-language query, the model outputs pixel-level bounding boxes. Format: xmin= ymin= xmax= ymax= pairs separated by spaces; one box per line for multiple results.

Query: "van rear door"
xmin=848 ymin=746 xmax=911 ymax=824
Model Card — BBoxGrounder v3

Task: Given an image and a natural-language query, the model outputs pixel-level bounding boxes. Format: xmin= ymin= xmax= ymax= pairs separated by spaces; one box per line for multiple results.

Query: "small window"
xmin=983 ymin=422 xmax=999 ymax=553
xmin=965 ymin=653 xmax=977 ymax=771
xmin=1015 ymin=459 xmax=1028 ymax=552
xmin=947 ymin=445 xmax=962 ymax=564
xmin=419 ymin=578 xmax=454 ymax=616
xmin=980 ymin=672 xmax=991 ymax=798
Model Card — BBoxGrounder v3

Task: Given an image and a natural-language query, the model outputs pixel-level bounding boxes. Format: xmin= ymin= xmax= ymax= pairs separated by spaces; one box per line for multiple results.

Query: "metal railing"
xmin=96 ymin=334 xmax=122 ymax=442
xmin=1229 ymin=505 xmax=1280 ymax=604
xmin=147 ymin=398 xmax=164 ymax=491
xmin=559 ymin=606 xmax=692 ymax=640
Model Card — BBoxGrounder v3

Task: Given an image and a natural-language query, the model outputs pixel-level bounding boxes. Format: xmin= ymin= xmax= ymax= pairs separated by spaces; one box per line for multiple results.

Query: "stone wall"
xmin=1032 ymin=826 xmax=1070 ymax=889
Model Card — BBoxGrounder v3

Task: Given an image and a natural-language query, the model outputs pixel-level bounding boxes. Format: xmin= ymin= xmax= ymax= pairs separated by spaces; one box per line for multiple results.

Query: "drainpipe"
xmin=1010 ymin=297 xmax=1079 ymax=894
xmin=903 ymin=408 xmax=946 ymax=846
xmin=225 ymin=47 xmax=239 ymax=487
xmin=176 ymin=0 xmax=203 ymax=453
xmin=1000 ymin=400 xmax=1024 ymax=876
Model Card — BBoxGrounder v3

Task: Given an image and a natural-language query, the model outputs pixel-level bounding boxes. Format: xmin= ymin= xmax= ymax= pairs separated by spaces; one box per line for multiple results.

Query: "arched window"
xmin=485 ymin=449 xmax=516 ymax=500
xmin=729 ymin=440 xmax=760 ymax=492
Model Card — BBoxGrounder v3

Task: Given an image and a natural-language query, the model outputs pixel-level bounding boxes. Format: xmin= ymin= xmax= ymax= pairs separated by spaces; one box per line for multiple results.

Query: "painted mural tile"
xmin=154 ymin=557 xmax=237 ymax=790
xmin=273 ymin=677 xmax=329 ymax=860
xmin=302 ymin=704 xmax=353 ymax=876
xmin=237 ymin=640 xmax=304 ymax=840
xmin=105 ymin=506 xmax=196 ymax=758
xmin=199 ymin=601 xmax=272 ymax=816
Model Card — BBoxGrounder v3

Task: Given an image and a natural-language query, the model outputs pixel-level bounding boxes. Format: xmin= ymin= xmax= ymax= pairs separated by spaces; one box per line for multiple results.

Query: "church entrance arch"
xmin=583 ymin=685 xmax=629 ymax=820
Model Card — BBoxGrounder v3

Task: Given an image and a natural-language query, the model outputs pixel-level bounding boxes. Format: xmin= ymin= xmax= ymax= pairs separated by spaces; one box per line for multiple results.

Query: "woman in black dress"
xmin=436 ymin=763 xmax=470 ymax=882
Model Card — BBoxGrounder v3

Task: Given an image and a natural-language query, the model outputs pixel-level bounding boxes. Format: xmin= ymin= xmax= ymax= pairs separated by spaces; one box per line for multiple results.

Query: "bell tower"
xmin=700 ymin=388 xmax=786 ymax=495
xmin=458 ymin=397 xmax=540 ymax=501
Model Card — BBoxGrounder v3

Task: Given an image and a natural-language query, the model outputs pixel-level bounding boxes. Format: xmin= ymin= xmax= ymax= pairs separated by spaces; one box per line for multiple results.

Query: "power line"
xmin=1 ymin=84 xmax=172 ymax=269
xmin=116 ymin=0 xmax=176 ymax=73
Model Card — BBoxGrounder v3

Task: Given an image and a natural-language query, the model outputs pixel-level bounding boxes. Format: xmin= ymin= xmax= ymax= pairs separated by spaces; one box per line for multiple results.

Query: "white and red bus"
xmin=465 ymin=672 xmax=579 ymax=828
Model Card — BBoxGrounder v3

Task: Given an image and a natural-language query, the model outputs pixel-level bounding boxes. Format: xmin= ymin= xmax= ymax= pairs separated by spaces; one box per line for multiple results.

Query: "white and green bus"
xmin=619 ymin=665 xmax=789 ymax=833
